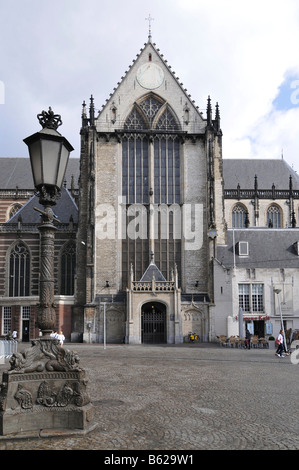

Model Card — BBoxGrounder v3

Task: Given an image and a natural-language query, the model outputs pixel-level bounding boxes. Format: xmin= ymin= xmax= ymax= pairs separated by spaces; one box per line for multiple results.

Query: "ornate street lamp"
xmin=0 ymin=108 xmax=95 ymax=437
xmin=24 ymin=108 xmax=73 ymax=335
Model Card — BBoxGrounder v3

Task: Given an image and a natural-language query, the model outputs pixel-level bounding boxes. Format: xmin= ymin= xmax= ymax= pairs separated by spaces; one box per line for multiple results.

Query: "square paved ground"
xmin=0 ymin=342 xmax=298 ymax=450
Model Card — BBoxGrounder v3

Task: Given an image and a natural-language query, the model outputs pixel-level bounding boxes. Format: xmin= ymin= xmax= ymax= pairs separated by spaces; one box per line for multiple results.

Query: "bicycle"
xmin=188 ymin=332 xmax=200 ymax=343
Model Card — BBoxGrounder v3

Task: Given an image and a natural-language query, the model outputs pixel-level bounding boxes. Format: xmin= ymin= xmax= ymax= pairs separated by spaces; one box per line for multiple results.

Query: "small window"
xmin=149 ymin=53 xmax=152 ymax=61
xmin=293 ymin=241 xmax=299 ymax=255
xmin=22 ymin=306 xmax=30 ymax=320
xmin=237 ymin=241 xmax=249 ymax=256
xmin=8 ymin=203 xmax=22 ymax=220
xmin=2 ymin=306 xmax=12 ymax=335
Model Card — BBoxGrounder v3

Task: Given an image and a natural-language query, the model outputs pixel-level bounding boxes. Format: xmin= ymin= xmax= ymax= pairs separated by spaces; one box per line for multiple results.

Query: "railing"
xmin=132 ymin=280 xmax=175 ymax=292
xmin=0 ymin=339 xmax=18 ymax=362
xmin=0 ymin=189 xmax=34 ymax=199
xmin=0 ymin=223 xmax=78 ymax=233
xmin=224 ymin=188 xmax=299 ymax=200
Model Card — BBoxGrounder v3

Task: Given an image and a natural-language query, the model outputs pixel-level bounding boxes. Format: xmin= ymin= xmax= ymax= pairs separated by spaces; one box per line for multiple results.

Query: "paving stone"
xmin=0 ymin=343 xmax=298 ymax=450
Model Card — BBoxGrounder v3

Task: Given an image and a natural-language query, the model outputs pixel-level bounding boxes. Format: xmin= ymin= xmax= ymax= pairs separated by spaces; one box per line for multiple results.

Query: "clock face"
xmin=136 ymin=63 xmax=164 ymax=90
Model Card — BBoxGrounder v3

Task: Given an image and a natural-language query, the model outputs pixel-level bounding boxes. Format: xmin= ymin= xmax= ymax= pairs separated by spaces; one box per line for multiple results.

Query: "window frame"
xmin=238 ymin=283 xmax=264 ymax=313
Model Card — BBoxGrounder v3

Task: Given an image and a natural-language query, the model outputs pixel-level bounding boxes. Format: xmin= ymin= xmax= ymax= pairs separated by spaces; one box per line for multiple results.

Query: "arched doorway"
xmin=141 ymin=302 xmax=166 ymax=344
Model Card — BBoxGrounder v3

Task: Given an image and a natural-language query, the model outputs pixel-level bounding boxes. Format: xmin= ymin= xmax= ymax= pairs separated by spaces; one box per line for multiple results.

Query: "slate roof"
xmin=7 ymin=187 xmax=78 ymax=224
xmin=0 ymin=157 xmax=80 ymax=189
xmin=223 ymin=159 xmax=299 ymax=190
xmin=217 ymin=228 xmax=299 ymax=269
xmin=1 ymin=157 xmax=299 ymax=197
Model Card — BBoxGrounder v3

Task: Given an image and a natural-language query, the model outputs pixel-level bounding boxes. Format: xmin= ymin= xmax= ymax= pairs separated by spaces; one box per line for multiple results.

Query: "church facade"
xmin=1 ymin=33 xmax=299 ymax=344
xmin=73 ymin=34 xmax=225 ymax=344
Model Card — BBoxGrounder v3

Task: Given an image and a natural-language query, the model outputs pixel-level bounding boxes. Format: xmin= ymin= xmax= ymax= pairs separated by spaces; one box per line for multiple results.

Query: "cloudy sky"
xmin=1 ymin=0 xmax=299 ymax=171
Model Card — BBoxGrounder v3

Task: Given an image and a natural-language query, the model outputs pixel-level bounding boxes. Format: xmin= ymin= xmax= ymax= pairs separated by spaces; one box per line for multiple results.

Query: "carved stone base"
xmin=0 ymin=339 xmax=96 ymax=437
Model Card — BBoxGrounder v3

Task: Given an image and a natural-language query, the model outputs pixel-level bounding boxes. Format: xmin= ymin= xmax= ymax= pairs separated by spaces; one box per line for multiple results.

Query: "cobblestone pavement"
xmin=0 ymin=342 xmax=298 ymax=451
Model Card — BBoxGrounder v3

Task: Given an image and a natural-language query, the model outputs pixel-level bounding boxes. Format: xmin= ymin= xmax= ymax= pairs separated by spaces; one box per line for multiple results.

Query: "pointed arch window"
xmin=156 ymin=108 xmax=179 ymax=131
xmin=138 ymin=96 xmax=163 ymax=126
xmin=267 ymin=204 xmax=281 ymax=228
xmin=9 ymin=242 xmax=30 ymax=297
xmin=8 ymin=203 xmax=22 ymax=220
xmin=232 ymin=204 xmax=247 ymax=228
xmin=122 ymin=95 xmax=181 ymax=289
xmin=124 ymin=108 xmax=147 ymax=130
xmin=60 ymin=241 xmax=76 ymax=295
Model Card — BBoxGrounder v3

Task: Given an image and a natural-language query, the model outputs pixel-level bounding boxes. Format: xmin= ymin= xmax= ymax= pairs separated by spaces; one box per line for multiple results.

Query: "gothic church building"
xmin=2 ymin=33 xmax=299 ymax=344
xmin=73 ymin=33 xmax=225 ymax=344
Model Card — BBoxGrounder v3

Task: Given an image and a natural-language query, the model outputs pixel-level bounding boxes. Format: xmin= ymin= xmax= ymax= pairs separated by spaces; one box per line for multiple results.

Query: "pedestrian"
xmin=57 ymin=330 xmax=65 ymax=346
xmin=12 ymin=330 xmax=17 ymax=340
xmin=245 ymin=328 xmax=251 ymax=349
xmin=275 ymin=329 xmax=285 ymax=357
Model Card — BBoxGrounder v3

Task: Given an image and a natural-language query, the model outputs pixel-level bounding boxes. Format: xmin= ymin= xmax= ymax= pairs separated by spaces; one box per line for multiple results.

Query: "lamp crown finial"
xmin=37 ymin=107 xmax=62 ymax=130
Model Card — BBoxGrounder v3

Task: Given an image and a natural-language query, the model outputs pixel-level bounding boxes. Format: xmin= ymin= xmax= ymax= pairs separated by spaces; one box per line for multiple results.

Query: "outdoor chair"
xmin=219 ymin=335 xmax=228 ymax=347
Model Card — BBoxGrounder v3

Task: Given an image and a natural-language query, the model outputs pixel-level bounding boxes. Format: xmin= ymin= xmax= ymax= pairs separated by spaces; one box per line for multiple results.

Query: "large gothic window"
xmin=60 ymin=241 xmax=76 ymax=295
xmin=121 ymin=94 xmax=181 ymax=289
xmin=154 ymin=136 xmax=180 ymax=204
xmin=122 ymin=136 xmax=149 ymax=204
xmin=9 ymin=242 xmax=30 ymax=297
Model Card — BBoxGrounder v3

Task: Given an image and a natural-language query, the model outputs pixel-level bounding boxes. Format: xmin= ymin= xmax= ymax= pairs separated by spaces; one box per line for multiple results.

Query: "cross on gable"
xmin=145 ymin=14 xmax=154 ymax=39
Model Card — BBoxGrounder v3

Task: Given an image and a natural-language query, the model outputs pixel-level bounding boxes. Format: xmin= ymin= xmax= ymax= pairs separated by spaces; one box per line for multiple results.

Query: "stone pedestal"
xmin=0 ymin=338 xmax=96 ymax=438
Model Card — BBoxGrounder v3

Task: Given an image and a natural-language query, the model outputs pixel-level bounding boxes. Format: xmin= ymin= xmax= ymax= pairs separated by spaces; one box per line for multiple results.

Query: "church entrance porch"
xmin=141 ymin=302 xmax=166 ymax=344
xmin=126 ymin=259 xmax=181 ymax=344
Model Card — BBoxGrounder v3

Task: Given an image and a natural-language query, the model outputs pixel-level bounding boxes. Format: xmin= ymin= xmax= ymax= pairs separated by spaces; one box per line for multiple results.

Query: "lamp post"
xmin=100 ymin=281 xmax=110 ymax=350
xmin=0 ymin=108 xmax=95 ymax=437
xmin=274 ymin=288 xmax=287 ymax=351
xmin=24 ymin=107 xmax=73 ymax=336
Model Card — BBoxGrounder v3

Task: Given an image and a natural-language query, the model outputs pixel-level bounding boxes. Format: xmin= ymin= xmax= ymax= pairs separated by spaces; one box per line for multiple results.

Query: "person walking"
xmin=276 ymin=329 xmax=285 ymax=357
xmin=245 ymin=328 xmax=252 ymax=349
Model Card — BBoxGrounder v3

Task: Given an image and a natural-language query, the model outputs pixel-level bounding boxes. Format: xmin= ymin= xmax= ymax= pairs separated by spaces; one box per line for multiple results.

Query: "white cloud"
xmin=1 ymin=0 xmax=299 ymax=171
